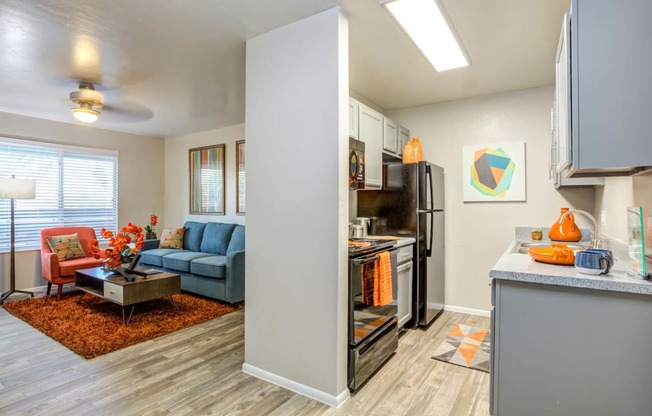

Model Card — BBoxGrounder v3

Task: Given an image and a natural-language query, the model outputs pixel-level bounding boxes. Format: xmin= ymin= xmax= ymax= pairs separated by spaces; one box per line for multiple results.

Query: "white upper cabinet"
xmin=398 ymin=125 xmax=410 ymax=157
xmin=382 ymin=117 xmax=399 ymax=154
xmin=349 ymin=97 xmax=360 ymax=139
xmin=358 ymin=104 xmax=383 ymax=189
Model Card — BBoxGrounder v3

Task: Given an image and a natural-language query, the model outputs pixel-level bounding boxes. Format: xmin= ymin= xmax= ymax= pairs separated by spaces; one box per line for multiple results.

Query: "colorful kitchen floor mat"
xmin=432 ymin=324 xmax=491 ymax=373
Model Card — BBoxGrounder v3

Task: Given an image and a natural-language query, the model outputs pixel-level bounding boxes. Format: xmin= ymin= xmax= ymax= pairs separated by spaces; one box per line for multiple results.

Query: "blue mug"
xmin=575 ymin=249 xmax=614 ymax=275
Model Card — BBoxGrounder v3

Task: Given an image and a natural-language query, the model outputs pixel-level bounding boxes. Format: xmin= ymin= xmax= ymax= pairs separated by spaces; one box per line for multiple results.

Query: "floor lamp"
xmin=0 ymin=176 xmax=36 ymax=305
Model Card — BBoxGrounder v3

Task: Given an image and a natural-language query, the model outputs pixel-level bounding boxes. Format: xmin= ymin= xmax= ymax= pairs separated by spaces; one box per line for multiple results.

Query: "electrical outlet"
xmin=600 ymin=210 xmax=606 ymax=227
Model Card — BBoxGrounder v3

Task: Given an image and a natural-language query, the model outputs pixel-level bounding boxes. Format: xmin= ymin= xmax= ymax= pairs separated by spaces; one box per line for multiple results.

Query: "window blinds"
xmin=0 ymin=138 xmax=118 ymax=251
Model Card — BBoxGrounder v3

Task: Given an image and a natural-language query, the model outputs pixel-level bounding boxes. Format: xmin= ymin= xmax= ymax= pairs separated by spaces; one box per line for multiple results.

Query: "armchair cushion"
xmin=159 ymin=228 xmax=185 ymax=249
xmin=58 ymin=257 xmax=106 ymax=277
xmin=46 ymin=233 xmax=86 ymax=262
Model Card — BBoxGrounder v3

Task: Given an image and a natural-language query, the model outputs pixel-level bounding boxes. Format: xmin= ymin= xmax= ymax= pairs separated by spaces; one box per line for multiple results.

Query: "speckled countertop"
xmin=490 ymin=228 xmax=652 ymax=296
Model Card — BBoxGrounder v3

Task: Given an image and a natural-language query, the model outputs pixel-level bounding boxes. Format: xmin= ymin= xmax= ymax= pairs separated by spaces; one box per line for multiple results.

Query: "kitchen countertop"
xmin=490 ymin=228 xmax=652 ymax=296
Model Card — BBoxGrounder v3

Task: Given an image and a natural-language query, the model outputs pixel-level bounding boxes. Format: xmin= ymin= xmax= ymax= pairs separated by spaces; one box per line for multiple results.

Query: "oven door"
xmin=348 ymin=248 xmax=398 ymax=346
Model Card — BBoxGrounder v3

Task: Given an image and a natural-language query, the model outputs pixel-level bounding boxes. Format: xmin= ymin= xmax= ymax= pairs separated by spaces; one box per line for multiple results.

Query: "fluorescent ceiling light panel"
xmin=383 ymin=0 xmax=469 ymax=72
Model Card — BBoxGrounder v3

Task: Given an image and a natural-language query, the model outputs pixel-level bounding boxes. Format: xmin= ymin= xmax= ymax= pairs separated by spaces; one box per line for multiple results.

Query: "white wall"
xmin=164 ymin=124 xmax=245 ymax=227
xmin=0 ymin=111 xmax=164 ymax=291
xmin=244 ymin=7 xmax=350 ymax=405
xmin=387 ymin=86 xmax=595 ymax=312
xmin=595 ymin=174 xmax=652 ymax=253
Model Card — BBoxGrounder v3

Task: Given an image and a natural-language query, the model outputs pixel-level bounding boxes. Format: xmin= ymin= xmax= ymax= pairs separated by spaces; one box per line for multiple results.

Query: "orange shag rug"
xmin=3 ymin=292 xmax=238 ymax=359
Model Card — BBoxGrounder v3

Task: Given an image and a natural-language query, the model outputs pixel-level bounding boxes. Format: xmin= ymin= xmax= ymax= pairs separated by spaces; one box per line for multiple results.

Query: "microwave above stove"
xmin=349 ymin=138 xmax=365 ymax=190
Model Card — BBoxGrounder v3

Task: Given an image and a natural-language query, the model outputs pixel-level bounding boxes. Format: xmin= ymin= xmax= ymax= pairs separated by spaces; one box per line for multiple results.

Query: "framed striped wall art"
xmin=189 ymin=144 xmax=225 ymax=214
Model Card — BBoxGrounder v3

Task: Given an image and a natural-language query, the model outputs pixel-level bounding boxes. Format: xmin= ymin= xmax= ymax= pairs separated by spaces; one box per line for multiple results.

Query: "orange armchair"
xmin=40 ymin=226 xmax=107 ymax=299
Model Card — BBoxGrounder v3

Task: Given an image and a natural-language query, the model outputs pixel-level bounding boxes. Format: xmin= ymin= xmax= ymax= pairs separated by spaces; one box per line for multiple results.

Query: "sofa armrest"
xmin=41 ymin=252 xmax=60 ymax=280
xmin=141 ymin=239 xmax=160 ymax=252
xmin=225 ymin=250 xmax=245 ymax=303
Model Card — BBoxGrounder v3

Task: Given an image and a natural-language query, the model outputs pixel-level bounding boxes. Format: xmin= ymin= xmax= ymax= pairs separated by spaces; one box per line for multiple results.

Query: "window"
xmin=189 ymin=144 xmax=225 ymax=214
xmin=236 ymin=140 xmax=245 ymax=215
xmin=0 ymin=137 xmax=118 ymax=251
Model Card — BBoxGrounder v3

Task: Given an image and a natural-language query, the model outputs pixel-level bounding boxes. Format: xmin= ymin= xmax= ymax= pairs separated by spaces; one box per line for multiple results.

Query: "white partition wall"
xmin=243 ymin=7 xmax=350 ymax=406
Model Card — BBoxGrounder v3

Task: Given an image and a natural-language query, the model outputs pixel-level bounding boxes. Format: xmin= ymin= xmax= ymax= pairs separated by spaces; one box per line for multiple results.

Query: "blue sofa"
xmin=140 ymin=221 xmax=245 ymax=304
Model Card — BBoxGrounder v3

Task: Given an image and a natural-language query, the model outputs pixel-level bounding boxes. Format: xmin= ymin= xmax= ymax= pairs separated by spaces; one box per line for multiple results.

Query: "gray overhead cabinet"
xmin=563 ymin=0 xmax=652 ymax=177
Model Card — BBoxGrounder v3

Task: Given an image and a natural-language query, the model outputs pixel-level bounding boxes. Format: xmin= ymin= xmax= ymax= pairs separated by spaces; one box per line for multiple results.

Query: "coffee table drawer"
xmin=104 ymin=282 xmax=124 ymax=303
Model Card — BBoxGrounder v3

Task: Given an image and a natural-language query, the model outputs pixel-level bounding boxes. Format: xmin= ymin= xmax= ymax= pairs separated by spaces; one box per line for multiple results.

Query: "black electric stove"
xmin=348 ymin=238 xmax=397 ymax=257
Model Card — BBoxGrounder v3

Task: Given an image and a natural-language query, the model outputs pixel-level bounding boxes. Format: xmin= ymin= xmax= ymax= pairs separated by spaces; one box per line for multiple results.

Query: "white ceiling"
xmin=0 ymin=0 xmax=570 ymax=138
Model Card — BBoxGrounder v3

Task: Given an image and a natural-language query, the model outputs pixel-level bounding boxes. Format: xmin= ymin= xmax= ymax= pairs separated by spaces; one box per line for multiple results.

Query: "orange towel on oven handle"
xmin=374 ymin=251 xmax=393 ymax=306
xmin=361 ymin=261 xmax=375 ymax=306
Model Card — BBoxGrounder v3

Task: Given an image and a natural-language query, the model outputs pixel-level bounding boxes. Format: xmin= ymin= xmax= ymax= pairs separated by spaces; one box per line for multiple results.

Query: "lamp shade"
xmin=0 ymin=177 xmax=36 ymax=199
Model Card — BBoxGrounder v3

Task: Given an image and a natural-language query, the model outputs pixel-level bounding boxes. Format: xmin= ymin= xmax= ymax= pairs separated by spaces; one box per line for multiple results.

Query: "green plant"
xmin=532 ymin=227 xmax=543 ymax=233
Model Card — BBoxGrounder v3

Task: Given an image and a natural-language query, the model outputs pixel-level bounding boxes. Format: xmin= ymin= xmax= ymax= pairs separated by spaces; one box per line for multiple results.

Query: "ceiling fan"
xmin=69 ymin=81 xmax=106 ymax=123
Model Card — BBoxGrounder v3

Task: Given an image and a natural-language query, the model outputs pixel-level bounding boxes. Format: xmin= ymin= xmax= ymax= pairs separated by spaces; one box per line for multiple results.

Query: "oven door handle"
xmin=352 ymin=255 xmax=379 ymax=265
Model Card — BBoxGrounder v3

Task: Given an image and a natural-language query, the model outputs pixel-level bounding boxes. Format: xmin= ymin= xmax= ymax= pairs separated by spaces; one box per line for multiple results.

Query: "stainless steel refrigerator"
xmin=357 ymin=161 xmax=444 ymax=327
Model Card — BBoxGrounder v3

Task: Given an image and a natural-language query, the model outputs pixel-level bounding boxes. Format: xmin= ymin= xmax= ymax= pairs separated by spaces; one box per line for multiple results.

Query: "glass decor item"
xmin=549 ymin=207 xmax=582 ymax=242
xmin=402 ymin=140 xmax=417 ymax=163
xmin=412 ymin=137 xmax=423 ymax=162
xmin=627 ymin=206 xmax=647 ymax=277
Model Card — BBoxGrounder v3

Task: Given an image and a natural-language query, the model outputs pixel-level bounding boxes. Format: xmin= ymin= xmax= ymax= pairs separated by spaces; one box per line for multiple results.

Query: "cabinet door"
xmin=382 ymin=117 xmax=398 ymax=153
xmin=349 ymin=98 xmax=360 ymax=139
xmin=398 ymin=125 xmax=410 ymax=157
xmin=555 ymin=12 xmax=570 ymax=172
xmin=359 ymin=105 xmax=383 ymax=189
xmin=571 ymin=0 xmax=652 ymax=171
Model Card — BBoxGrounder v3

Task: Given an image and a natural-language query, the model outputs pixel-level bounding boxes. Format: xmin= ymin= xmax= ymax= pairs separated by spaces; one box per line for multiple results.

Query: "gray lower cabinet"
xmin=491 ymin=279 xmax=652 ymax=416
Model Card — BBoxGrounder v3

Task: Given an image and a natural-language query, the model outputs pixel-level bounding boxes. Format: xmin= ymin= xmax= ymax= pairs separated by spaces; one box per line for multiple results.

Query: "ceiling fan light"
xmin=72 ymin=106 xmax=100 ymax=123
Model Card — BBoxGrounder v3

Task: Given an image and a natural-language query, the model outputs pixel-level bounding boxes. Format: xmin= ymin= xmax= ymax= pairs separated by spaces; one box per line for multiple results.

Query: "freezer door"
xmin=429 ymin=163 xmax=445 ymax=211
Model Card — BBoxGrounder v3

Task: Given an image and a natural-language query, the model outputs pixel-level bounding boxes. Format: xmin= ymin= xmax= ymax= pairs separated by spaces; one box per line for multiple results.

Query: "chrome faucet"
xmin=560 ymin=209 xmax=600 ymax=249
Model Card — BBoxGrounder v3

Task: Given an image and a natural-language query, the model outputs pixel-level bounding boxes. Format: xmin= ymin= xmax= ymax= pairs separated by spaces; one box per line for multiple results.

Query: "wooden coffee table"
xmin=75 ymin=267 xmax=181 ymax=325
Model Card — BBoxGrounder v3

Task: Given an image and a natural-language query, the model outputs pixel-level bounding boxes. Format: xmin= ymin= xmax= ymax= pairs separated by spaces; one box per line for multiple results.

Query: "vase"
xmin=531 ymin=231 xmax=543 ymax=240
xmin=146 ymin=232 xmax=157 ymax=240
xmin=548 ymin=207 xmax=582 ymax=242
xmin=411 ymin=137 xmax=423 ymax=162
xmin=403 ymin=141 xmax=417 ymax=163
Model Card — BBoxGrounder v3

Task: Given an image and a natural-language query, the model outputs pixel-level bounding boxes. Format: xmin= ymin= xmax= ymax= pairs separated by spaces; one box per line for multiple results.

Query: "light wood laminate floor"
xmin=0 ymin=287 xmax=489 ymax=415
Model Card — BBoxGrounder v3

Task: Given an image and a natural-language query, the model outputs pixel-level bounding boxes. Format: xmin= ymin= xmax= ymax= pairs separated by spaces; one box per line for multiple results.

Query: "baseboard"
xmin=242 ymin=363 xmax=350 ymax=408
xmin=444 ymin=304 xmax=491 ymax=317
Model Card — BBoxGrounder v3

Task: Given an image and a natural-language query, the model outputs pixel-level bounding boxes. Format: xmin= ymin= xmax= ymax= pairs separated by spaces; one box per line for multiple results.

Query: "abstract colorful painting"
xmin=462 ymin=142 xmax=526 ymax=202
xmin=189 ymin=144 xmax=225 ymax=214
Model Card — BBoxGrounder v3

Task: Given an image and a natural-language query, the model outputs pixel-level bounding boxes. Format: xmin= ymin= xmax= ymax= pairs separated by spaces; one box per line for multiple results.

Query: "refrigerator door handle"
xmin=426 ymin=165 xmax=434 ymax=257
xmin=427 ymin=211 xmax=434 ymax=257
xmin=427 ymin=164 xmax=435 ymax=213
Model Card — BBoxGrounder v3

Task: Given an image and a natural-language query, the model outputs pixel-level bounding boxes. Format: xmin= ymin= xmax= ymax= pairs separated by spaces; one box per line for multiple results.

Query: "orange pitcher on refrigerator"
xmin=548 ymin=207 xmax=582 ymax=242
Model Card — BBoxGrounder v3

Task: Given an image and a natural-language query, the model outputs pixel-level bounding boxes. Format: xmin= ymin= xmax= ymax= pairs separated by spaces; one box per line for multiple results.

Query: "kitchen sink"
xmin=511 ymin=241 xmax=587 ymax=255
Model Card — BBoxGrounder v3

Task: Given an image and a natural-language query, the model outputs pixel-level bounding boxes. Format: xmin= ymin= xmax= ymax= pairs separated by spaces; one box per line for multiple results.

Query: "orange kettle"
xmin=548 ymin=208 xmax=582 ymax=242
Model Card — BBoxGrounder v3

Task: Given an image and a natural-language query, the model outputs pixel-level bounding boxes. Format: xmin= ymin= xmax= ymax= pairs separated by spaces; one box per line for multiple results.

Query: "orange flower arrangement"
xmin=145 ymin=214 xmax=158 ymax=235
xmin=89 ymin=223 xmax=145 ymax=269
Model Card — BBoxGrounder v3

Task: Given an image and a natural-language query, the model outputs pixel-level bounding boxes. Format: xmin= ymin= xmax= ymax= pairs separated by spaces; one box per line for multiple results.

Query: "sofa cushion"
xmin=159 ymin=228 xmax=185 ymax=249
xmin=190 ymin=255 xmax=227 ymax=279
xmin=59 ymin=257 xmax=106 ymax=277
xmin=227 ymin=225 xmax=245 ymax=254
xmin=183 ymin=221 xmax=207 ymax=252
xmin=162 ymin=251 xmax=214 ymax=273
xmin=200 ymin=223 xmax=237 ymax=255
xmin=140 ymin=248 xmax=186 ymax=267
xmin=47 ymin=233 xmax=86 ymax=262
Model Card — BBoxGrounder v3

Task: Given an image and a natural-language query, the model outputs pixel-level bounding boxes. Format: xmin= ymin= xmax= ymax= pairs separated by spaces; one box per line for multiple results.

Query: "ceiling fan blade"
xmin=102 ymin=101 xmax=154 ymax=123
